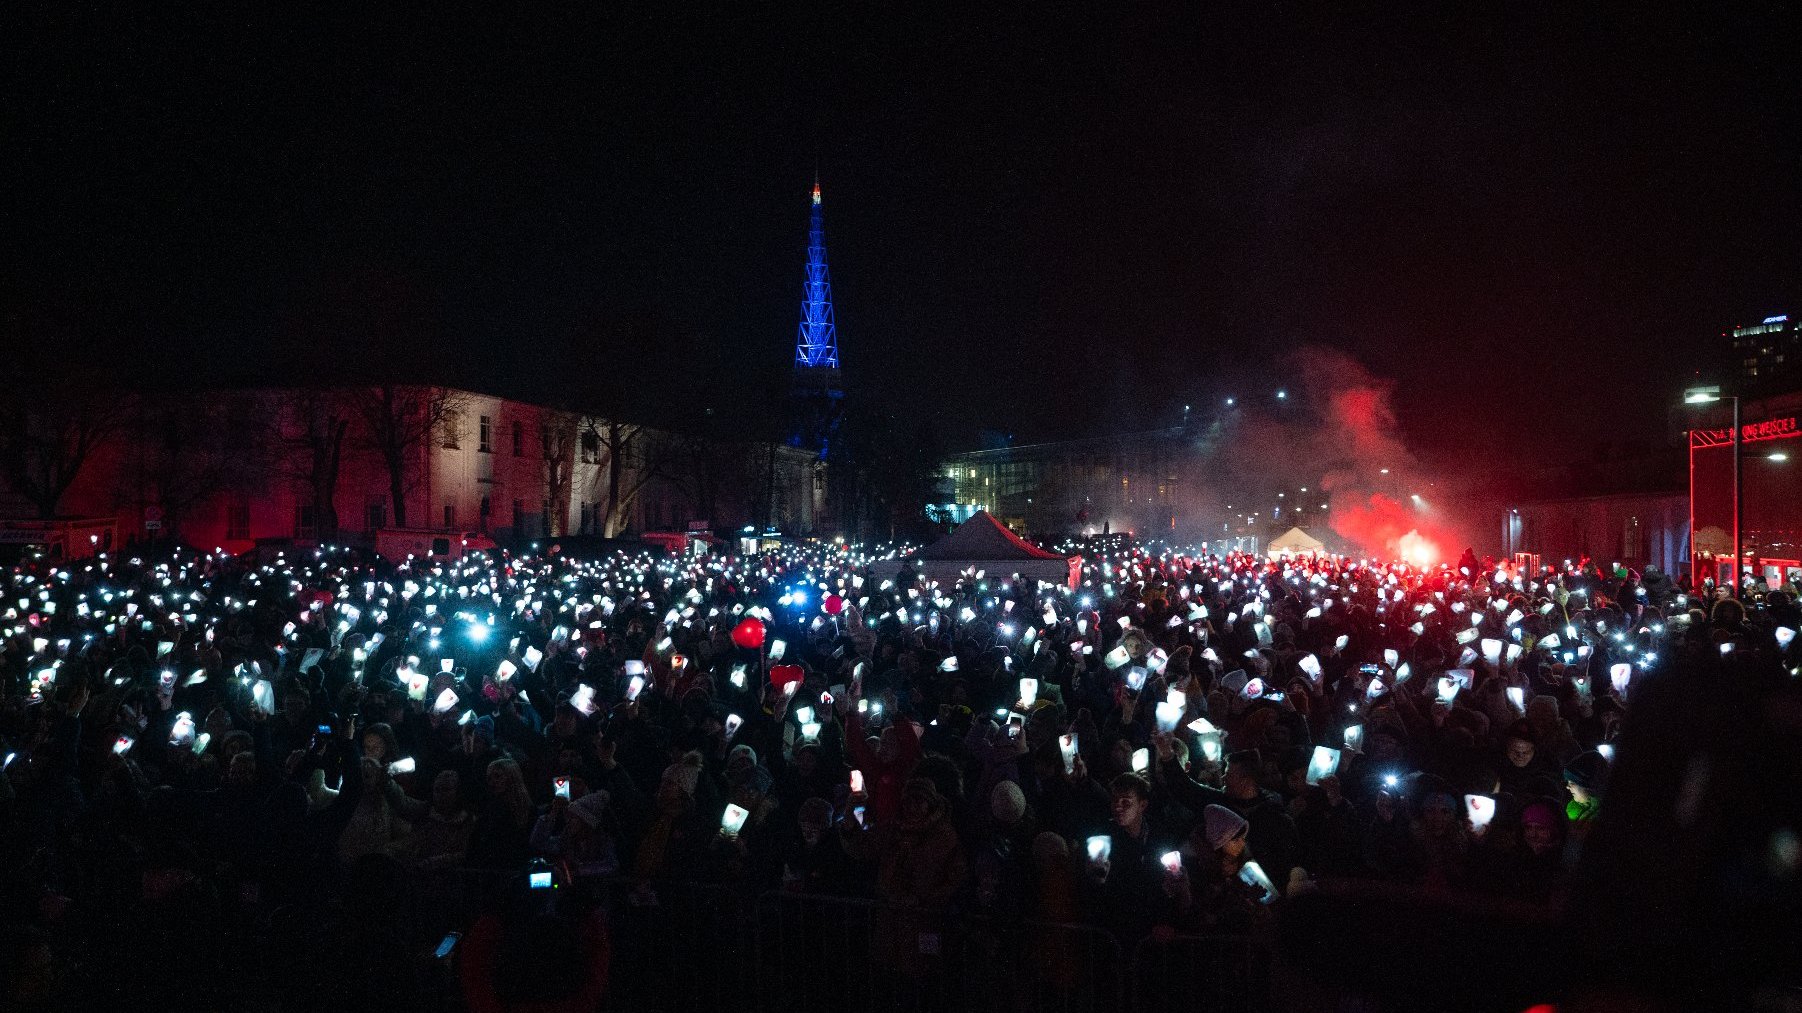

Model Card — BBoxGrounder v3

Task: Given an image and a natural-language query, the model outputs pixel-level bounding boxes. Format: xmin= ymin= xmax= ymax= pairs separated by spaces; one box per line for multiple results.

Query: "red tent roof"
xmin=912 ymin=511 xmax=1067 ymax=562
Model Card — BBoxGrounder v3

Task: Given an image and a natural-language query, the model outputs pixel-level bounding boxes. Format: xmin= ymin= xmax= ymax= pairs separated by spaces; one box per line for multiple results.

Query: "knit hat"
xmin=1520 ymin=801 xmax=1558 ymax=828
xmin=660 ymin=752 xmax=704 ymax=798
xmin=1564 ymin=750 xmax=1610 ymax=797
xmin=990 ymin=780 xmax=1027 ymax=826
xmin=569 ymin=789 xmax=610 ymax=828
xmin=1201 ymin=804 xmax=1249 ymax=851
xmin=799 ymin=797 xmax=833 ymax=832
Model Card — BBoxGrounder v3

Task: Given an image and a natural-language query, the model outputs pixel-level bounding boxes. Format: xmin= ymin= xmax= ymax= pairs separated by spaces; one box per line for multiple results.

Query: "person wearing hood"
xmin=1155 ymin=745 xmax=1301 ymax=888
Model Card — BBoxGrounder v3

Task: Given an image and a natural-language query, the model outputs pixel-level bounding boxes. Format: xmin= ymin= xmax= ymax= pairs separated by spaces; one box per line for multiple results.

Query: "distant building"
xmin=1494 ymin=445 xmax=1688 ymax=577
xmin=2 ymin=385 xmax=823 ymax=554
xmin=937 ymin=429 xmax=1193 ymax=540
xmin=1725 ymin=313 xmax=1801 ymax=394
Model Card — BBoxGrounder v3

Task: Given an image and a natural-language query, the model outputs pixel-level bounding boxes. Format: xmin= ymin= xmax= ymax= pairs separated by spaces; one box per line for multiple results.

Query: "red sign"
xmin=1689 ymin=415 xmax=1800 ymax=449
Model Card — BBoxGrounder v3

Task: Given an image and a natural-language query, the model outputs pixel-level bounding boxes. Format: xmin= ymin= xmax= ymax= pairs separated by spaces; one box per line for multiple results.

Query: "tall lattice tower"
xmin=790 ymin=176 xmax=844 ymax=456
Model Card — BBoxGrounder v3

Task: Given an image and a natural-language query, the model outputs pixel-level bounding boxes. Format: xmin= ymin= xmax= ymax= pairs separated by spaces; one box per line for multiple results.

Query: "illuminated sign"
xmin=1763 ymin=315 xmax=1789 ymax=325
xmin=1690 ymin=415 xmax=1800 ymax=448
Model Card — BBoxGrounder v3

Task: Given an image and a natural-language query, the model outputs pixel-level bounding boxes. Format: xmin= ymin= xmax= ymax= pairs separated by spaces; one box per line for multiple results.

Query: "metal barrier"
xmin=959 ymin=913 xmax=1128 ymax=1013
xmin=442 ymin=870 xmax=1260 ymax=1013
xmin=753 ymin=891 xmax=1133 ymax=1013
xmin=1130 ymin=933 xmax=1264 ymax=1013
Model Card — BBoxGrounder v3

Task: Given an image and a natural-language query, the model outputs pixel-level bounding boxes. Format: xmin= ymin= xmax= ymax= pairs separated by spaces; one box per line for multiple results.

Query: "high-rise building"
xmin=790 ymin=177 xmax=844 ymax=458
xmin=1725 ymin=313 xmax=1800 ymax=392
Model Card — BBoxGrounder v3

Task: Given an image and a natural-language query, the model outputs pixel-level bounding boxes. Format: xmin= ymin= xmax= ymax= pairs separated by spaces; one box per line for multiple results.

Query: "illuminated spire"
xmin=794 ymin=177 xmax=838 ymax=371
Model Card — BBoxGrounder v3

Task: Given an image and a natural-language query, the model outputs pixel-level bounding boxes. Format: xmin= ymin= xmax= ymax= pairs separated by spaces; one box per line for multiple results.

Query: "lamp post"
xmin=1684 ymin=385 xmax=1740 ymax=596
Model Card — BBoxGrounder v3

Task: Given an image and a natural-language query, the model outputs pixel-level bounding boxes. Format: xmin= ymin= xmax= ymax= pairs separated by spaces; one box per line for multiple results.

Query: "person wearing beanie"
xmin=1202 ymin=803 xmax=1249 ymax=853
xmin=1158 ymin=746 xmax=1301 ymax=888
xmin=1564 ymin=750 xmax=1609 ymax=824
xmin=968 ymin=780 xmax=1034 ymax=918
xmin=531 ymin=788 xmax=618 ymax=879
xmin=990 ymin=779 xmax=1028 ymax=829
xmin=1498 ymin=719 xmax=1553 ymax=795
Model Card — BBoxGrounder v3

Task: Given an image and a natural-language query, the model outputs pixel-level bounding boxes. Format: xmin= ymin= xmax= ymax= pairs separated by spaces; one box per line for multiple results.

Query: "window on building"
xmin=441 ymin=411 xmax=461 ymax=450
xmin=296 ymin=504 xmax=317 ymax=539
xmin=512 ymin=421 xmax=523 ymax=456
xmin=443 ymin=503 xmax=455 ymax=529
xmin=366 ymin=498 xmax=387 ymax=532
xmin=513 ymin=499 xmax=525 ymax=535
xmin=579 ymin=502 xmax=594 ymax=534
xmin=479 ymin=496 xmax=491 ymax=531
xmin=581 ymin=431 xmax=599 ymax=464
xmin=226 ymin=499 xmax=251 ymax=540
xmin=478 ymin=415 xmax=492 ymax=453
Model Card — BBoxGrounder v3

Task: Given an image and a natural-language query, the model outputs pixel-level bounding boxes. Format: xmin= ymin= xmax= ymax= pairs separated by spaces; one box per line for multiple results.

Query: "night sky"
xmin=7 ymin=6 xmax=1798 ymax=467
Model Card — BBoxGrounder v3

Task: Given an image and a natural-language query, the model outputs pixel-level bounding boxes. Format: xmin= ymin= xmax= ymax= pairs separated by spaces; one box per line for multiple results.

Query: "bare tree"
xmin=541 ymin=409 xmax=581 ymax=537
xmin=0 ymin=387 xmax=132 ymax=519
xmin=587 ymin=418 xmax=671 ymax=537
xmin=349 ymin=384 xmax=469 ymax=528
xmin=264 ymin=389 xmax=350 ymax=541
xmin=119 ymin=395 xmax=260 ymax=541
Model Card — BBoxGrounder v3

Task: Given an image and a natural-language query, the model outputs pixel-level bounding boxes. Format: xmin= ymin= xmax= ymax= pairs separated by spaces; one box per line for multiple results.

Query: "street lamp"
xmin=1684 ymin=384 xmax=1741 ymax=596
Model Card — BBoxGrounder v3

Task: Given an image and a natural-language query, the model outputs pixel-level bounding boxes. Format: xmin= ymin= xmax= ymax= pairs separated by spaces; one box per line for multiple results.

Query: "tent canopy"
xmin=874 ymin=511 xmax=1079 ymax=587
xmin=912 ymin=511 xmax=1066 ymax=561
xmin=1266 ymin=526 xmax=1327 ymax=557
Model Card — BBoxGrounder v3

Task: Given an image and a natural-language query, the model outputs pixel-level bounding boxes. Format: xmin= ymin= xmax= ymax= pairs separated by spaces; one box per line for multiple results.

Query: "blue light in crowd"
xmin=468 ymin=624 xmax=489 ymax=643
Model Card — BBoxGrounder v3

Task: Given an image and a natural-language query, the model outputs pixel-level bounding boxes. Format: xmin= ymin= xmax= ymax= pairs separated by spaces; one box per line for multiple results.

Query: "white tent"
xmin=1266 ymin=526 xmax=1327 ymax=558
xmin=871 ymin=511 xmax=1080 ymax=587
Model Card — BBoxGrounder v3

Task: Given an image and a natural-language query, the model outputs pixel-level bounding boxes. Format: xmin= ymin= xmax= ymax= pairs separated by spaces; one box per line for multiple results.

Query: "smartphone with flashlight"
xmin=850 ymin=769 xmax=865 ymax=793
xmin=433 ymin=932 xmax=460 ymax=960
xmin=554 ymin=777 xmax=570 ymax=800
xmin=388 ymin=757 xmax=416 ymax=776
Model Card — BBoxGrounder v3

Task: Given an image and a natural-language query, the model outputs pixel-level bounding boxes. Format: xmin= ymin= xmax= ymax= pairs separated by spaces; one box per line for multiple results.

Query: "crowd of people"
xmin=1 ymin=535 xmax=1795 ymax=1010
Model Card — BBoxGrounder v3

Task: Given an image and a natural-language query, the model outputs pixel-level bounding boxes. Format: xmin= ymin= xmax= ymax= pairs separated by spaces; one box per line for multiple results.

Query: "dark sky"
xmin=6 ymin=5 xmax=1798 ymax=466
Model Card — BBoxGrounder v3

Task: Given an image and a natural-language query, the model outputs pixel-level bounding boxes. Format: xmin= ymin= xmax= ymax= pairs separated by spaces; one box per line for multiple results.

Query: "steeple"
xmin=788 ymin=176 xmax=844 ymax=461
xmin=794 ymin=177 xmax=839 ymax=371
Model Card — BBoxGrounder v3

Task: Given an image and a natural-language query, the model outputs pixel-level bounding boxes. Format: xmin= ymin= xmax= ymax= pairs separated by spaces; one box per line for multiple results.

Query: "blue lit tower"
xmin=790 ymin=176 xmax=844 ymax=456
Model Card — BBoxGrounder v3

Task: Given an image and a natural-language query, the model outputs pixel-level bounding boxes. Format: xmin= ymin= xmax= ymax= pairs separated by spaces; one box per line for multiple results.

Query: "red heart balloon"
xmin=823 ymin=594 xmax=845 ymax=616
xmin=730 ymin=617 xmax=766 ymax=650
xmin=769 ymin=664 xmax=805 ymax=690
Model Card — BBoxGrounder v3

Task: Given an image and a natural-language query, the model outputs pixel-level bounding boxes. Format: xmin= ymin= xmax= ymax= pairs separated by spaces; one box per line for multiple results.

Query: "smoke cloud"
xmin=1190 ymin=346 xmax=1472 ymax=562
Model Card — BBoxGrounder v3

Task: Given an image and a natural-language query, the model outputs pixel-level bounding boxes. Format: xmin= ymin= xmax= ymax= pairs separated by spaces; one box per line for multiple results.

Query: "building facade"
xmin=1726 ymin=313 xmax=1801 ymax=394
xmin=7 ymin=385 xmax=823 ymax=553
xmin=938 ymin=429 xmax=1192 ymax=539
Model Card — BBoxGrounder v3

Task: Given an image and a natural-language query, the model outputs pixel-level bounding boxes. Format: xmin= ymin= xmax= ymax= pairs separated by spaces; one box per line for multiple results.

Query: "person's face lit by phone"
xmin=1110 ymin=789 xmax=1147 ymax=836
xmin=1506 ymin=737 xmax=1536 ymax=768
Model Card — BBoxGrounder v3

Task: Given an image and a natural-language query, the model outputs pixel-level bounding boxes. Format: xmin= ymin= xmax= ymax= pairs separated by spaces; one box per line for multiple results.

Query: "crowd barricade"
xmin=958 ymin=912 xmax=1128 ymax=1013
xmin=752 ymin=891 xmax=1136 ymax=1013
xmin=1129 ymin=932 xmax=1264 ymax=1013
xmin=443 ymin=871 xmax=1261 ymax=1013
